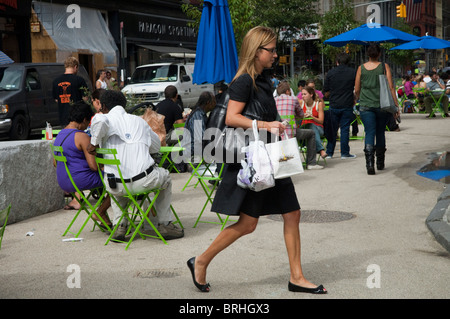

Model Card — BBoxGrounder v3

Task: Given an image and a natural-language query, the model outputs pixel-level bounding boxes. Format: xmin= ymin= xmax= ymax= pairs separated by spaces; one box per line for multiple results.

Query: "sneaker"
xmin=307 ymin=164 xmax=323 ymax=170
xmin=341 ymin=154 xmax=356 ymax=159
xmin=325 ymin=155 xmax=332 ymax=159
xmin=111 ymin=224 xmax=127 ymax=242
xmin=158 ymin=222 xmax=184 ymax=240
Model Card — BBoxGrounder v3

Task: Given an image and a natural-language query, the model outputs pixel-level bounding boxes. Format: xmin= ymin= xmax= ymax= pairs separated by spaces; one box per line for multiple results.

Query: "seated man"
xmin=424 ymin=72 xmax=449 ymax=118
xmin=156 ymin=85 xmax=186 ymax=144
xmin=275 ymin=81 xmax=323 ymax=170
xmin=88 ymin=90 xmax=183 ymax=241
xmin=181 ymin=91 xmax=216 ymax=163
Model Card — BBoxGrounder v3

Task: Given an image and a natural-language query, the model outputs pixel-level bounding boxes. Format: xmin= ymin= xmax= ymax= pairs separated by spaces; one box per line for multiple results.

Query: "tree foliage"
xmin=181 ymin=0 xmax=256 ymax=52
xmin=181 ymin=0 xmax=320 ymax=52
xmin=317 ymin=0 xmax=360 ymax=62
xmin=251 ymin=0 xmax=319 ymax=42
xmin=382 ymin=19 xmax=416 ymax=68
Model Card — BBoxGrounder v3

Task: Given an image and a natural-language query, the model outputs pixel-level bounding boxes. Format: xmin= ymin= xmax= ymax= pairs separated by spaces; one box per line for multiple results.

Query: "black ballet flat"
xmin=288 ymin=281 xmax=327 ymax=294
xmin=187 ymin=257 xmax=210 ymax=292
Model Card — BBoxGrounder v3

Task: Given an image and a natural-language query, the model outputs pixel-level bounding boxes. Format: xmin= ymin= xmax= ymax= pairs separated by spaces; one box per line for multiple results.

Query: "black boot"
xmin=364 ymin=145 xmax=375 ymax=175
xmin=375 ymin=147 xmax=386 ymax=170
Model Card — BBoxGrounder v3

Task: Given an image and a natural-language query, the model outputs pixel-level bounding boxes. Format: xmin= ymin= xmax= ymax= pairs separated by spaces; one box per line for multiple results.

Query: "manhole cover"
xmin=135 ymin=268 xmax=182 ymax=279
xmin=267 ymin=210 xmax=356 ymax=223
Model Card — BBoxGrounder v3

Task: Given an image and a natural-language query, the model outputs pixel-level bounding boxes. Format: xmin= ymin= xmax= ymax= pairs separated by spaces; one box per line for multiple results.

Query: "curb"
xmin=426 ymin=185 xmax=450 ymax=253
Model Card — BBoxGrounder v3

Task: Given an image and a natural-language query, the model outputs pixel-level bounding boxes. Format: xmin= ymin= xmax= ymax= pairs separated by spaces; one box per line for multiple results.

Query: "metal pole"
xmin=290 ymin=39 xmax=294 ymax=78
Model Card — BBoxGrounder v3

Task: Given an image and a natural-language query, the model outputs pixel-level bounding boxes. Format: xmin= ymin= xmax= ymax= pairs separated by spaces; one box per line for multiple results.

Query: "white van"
xmin=122 ymin=62 xmax=213 ymax=108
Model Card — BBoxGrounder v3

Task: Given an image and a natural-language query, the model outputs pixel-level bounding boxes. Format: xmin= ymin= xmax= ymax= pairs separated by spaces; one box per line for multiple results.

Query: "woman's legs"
xmin=282 ymin=210 xmax=318 ymax=288
xmin=305 ymin=124 xmax=326 ymax=157
xmin=194 ymin=213 xmax=259 ymax=285
xmin=360 ymin=109 xmax=376 ymax=146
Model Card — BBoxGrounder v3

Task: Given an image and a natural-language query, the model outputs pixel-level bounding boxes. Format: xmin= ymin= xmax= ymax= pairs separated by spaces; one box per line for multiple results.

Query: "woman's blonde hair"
xmin=233 ymin=26 xmax=277 ymax=88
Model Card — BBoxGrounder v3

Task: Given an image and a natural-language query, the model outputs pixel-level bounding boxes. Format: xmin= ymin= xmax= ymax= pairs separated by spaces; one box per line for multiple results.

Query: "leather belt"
xmin=117 ymin=165 xmax=154 ymax=183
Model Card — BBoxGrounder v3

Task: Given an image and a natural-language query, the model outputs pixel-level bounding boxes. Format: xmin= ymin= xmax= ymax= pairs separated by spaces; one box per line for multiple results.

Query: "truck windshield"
xmin=0 ymin=67 xmax=22 ymax=91
xmin=129 ymin=65 xmax=177 ymax=84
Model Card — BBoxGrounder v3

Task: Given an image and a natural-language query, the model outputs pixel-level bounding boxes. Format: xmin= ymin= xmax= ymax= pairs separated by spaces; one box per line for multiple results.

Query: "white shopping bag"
xmin=265 ymin=132 xmax=304 ymax=179
xmin=237 ymin=120 xmax=275 ymax=192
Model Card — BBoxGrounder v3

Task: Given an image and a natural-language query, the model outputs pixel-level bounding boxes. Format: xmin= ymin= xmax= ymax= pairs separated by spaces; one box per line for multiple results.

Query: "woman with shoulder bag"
xmin=355 ymin=43 xmax=399 ymax=175
xmin=187 ymin=26 xmax=327 ymax=294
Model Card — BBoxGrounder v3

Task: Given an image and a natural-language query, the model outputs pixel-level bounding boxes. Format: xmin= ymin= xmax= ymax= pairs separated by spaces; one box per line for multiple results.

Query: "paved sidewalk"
xmin=0 ymin=113 xmax=449 ymax=302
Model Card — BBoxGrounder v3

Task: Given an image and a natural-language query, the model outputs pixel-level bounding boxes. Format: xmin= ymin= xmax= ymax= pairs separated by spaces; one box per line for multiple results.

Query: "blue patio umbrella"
xmin=193 ymin=0 xmax=238 ymax=84
xmin=324 ymin=23 xmax=419 ymax=47
xmin=0 ymin=50 xmax=14 ymax=64
xmin=390 ymin=35 xmax=450 ymax=50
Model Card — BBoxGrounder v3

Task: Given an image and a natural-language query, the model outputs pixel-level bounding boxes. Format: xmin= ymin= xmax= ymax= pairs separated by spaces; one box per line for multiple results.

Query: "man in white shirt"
xmin=88 ymin=90 xmax=184 ymax=241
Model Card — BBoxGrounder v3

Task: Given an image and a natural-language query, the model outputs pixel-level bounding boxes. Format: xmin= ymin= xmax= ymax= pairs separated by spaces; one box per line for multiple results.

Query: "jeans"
xmin=326 ymin=107 xmax=355 ymax=156
xmin=302 ymin=123 xmax=325 ymax=152
xmin=295 ymin=128 xmax=317 ymax=165
xmin=359 ymin=108 xmax=388 ymax=148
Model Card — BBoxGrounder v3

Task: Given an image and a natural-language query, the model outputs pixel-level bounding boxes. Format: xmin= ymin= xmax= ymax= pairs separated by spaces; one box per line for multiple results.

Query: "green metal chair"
xmin=95 ymin=148 xmax=183 ymax=250
xmin=50 ymin=144 xmax=112 ymax=237
xmin=42 ymin=129 xmax=61 ymax=140
xmin=0 ymin=204 xmax=11 ymax=250
xmin=193 ymin=162 xmax=233 ymax=230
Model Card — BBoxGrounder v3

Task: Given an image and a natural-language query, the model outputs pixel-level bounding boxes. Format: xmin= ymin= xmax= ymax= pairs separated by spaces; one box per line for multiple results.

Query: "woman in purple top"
xmin=53 ymin=101 xmax=111 ymax=226
xmin=403 ymin=75 xmax=415 ymax=99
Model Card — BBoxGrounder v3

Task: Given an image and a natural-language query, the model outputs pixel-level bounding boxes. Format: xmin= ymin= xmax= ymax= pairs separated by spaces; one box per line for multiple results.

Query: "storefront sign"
xmin=0 ymin=0 xmax=30 ymax=16
xmin=120 ymin=11 xmax=197 ymax=46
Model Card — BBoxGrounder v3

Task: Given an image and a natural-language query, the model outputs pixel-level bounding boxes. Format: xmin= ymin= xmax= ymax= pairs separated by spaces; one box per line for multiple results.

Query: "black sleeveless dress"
xmin=210 ymin=72 xmax=300 ymax=218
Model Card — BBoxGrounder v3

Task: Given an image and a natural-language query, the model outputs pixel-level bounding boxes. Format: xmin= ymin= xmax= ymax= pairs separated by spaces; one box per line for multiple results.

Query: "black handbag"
xmin=203 ymin=87 xmax=267 ymax=164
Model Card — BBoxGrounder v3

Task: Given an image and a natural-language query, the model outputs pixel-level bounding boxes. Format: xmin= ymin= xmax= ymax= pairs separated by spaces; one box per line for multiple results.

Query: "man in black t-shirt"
xmin=323 ymin=53 xmax=356 ymax=159
xmin=53 ymin=57 xmax=89 ymax=126
xmin=156 ymin=85 xmax=185 ymax=144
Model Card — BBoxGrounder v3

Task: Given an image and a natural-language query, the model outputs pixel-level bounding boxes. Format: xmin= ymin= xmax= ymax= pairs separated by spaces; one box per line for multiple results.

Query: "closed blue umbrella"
xmin=0 ymin=50 xmax=14 ymax=64
xmin=193 ymin=0 xmax=238 ymax=84
xmin=390 ymin=35 xmax=450 ymax=50
xmin=324 ymin=23 xmax=419 ymax=47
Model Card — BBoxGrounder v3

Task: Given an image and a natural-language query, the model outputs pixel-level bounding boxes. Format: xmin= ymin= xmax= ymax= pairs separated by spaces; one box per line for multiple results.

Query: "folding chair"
xmin=50 ymin=145 xmax=112 ymax=237
xmin=0 ymin=204 xmax=11 ymax=250
xmin=95 ymin=148 xmax=183 ymax=250
xmin=159 ymin=146 xmax=185 ymax=173
xmin=42 ymin=129 xmax=61 ymax=140
xmin=193 ymin=163 xmax=234 ymax=230
xmin=182 ymin=158 xmax=217 ymax=191
xmin=429 ymin=90 xmax=447 ymax=118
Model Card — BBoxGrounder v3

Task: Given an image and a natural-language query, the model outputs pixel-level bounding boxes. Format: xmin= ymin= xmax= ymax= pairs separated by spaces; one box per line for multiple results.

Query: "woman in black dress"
xmin=187 ymin=26 xmax=327 ymax=294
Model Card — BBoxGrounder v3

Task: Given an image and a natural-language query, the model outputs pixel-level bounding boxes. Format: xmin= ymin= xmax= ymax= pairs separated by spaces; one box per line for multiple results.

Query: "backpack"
xmin=403 ymin=100 xmax=414 ymax=113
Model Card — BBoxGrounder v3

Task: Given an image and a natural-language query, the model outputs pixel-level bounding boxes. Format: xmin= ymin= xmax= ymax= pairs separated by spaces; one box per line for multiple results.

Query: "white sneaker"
xmin=307 ymin=164 xmax=323 ymax=170
xmin=341 ymin=154 xmax=356 ymax=159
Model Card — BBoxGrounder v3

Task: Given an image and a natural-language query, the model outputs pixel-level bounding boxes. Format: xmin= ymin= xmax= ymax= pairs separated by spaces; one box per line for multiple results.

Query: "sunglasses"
xmin=260 ymin=47 xmax=277 ymax=54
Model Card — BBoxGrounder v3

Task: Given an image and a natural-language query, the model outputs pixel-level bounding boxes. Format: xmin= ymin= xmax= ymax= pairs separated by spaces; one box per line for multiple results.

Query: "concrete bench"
xmin=0 ymin=140 xmax=65 ymax=224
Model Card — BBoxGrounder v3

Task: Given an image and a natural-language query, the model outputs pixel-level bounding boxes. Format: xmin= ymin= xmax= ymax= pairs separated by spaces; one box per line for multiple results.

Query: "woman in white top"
xmin=95 ymin=69 xmax=107 ymax=89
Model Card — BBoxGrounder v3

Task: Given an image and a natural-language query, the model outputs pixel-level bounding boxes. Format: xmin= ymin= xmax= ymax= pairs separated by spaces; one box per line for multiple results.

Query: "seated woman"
xmin=53 ymin=101 xmax=111 ymax=227
xmin=414 ymin=75 xmax=427 ymax=111
xmin=300 ymin=86 xmax=327 ymax=159
xmin=181 ymin=91 xmax=216 ymax=163
xmin=403 ymin=75 xmax=415 ymax=100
